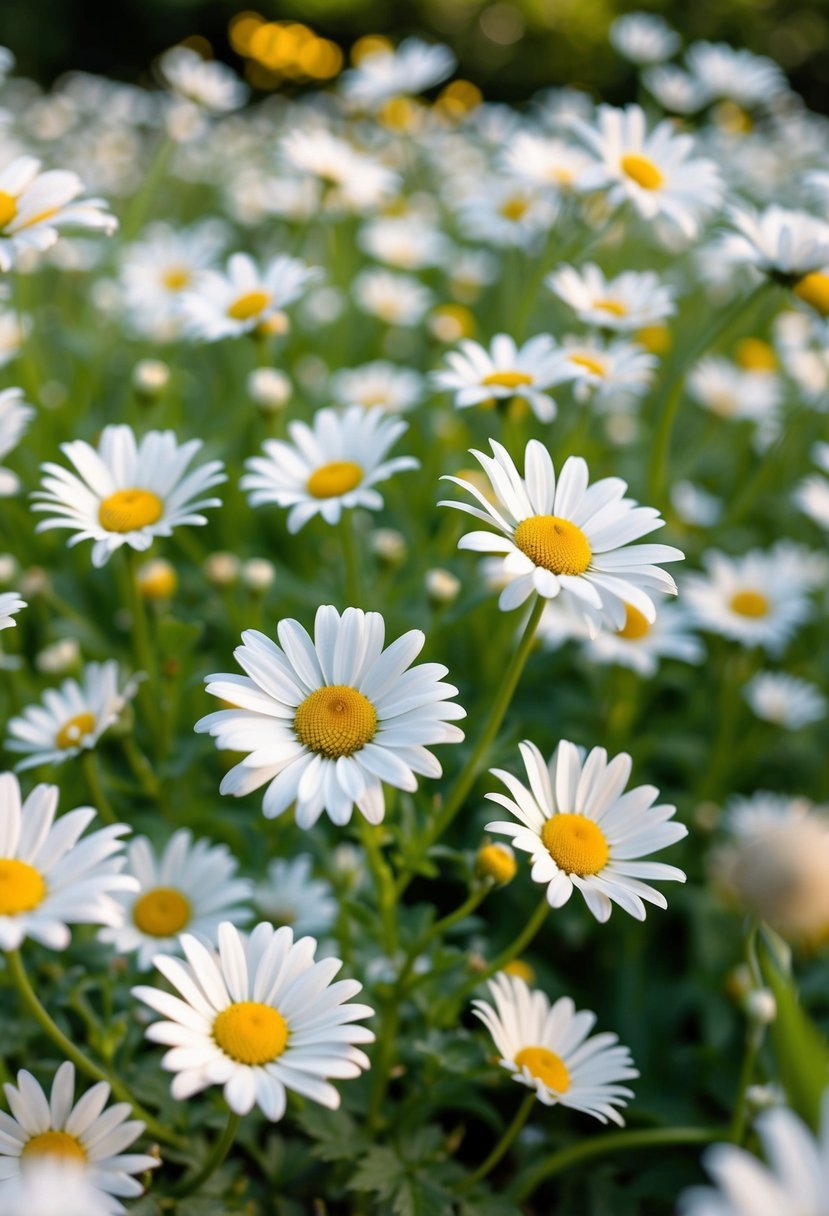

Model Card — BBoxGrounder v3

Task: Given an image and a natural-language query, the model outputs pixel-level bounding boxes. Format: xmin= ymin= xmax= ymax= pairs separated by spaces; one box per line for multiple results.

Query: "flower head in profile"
xmin=0 ymin=1062 xmax=158 ymax=1215
xmin=0 ymin=591 xmax=25 ymax=632
xmin=486 ymin=740 xmax=687 ymax=921
xmin=0 ymin=156 xmax=117 ymax=272
xmin=242 ymin=406 xmax=418 ymax=533
xmin=181 ymin=251 xmax=320 ymax=341
xmin=33 ymin=424 xmax=225 ymax=567
xmin=744 ymin=672 xmax=826 ymax=731
xmin=0 ymin=772 xmax=135 ymax=951
xmin=158 ymin=45 xmax=248 ymax=113
xmin=330 ymin=361 xmax=425 ymax=414
xmin=0 ymin=388 xmax=34 ymax=497
xmin=722 ymin=206 xmax=829 ymax=317
xmin=472 ymin=972 xmax=638 ymax=1122
xmin=609 ymin=12 xmax=680 ymax=65
xmin=440 ymin=439 xmax=683 ymax=625
xmin=341 ymin=37 xmax=456 ymax=109
xmin=548 ymin=264 xmax=676 ymax=333
xmin=580 ymin=598 xmax=704 ymax=676
xmin=133 ymin=921 xmax=374 ymax=1119
xmin=196 ymin=605 xmax=465 ymax=828
xmin=281 ymin=129 xmax=399 ymax=212
xmin=684 ymin=40 xmax=789 ymax=110
xmin=256 ymin=854 xmax=338 ymax=939
xmin=432 ymin=334 xmax=575 ymax=422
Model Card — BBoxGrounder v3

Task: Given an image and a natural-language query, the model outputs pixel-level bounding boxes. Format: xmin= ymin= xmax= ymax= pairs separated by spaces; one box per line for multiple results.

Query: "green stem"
xmin=5 ymin=950 xmax=184 ymax=1148
xmin=81 ymin=750 xmax=118 ymax=826
xmin=358 ymin=818 xmax=398 ymax=955
xmin=120 ymin=136 xmax=174 ymax=242
xmin=461 ymin=1090 xmax=536 ymax=1189
xmin=339 ymin=512 xmax=362 ymax=607
xmin=729 ymin=1026 xmax=762 ymax=1145
xmin=510 ymin=1126 xmax=722 ymax=1202
xmin=171 ymin=1110 xmax=240 ymax=1198
xmin=426 ymin=885 xmax=490 ymax=944
xmin=124 ymin=549 xmax=156 ymax=682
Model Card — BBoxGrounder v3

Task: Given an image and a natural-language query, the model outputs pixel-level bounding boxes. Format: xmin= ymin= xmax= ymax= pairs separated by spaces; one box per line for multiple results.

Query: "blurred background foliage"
xmin=3 ymin=0 xmax=829 ymax=111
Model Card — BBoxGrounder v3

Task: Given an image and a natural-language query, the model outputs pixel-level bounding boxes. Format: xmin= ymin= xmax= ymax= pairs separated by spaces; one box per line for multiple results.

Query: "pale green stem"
xmin=339 ymin=512 xmax=362 ymax=608
xmin=460 ymin=1090 xmax=536 ymax=1189
xmin=81 ymin=749 xmax=117 ymax=826
xmin=358 ymin=818 xmax=398 ymax=955
xmin=171 ymin=1109 xmax=240 ymax=1198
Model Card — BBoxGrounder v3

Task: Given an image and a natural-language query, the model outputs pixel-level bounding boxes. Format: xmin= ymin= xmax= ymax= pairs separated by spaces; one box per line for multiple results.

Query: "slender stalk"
xmin=358 ymin=818 xmax=398 ymax=955
xmin=5 ymin=949 xmax=184 ymax=1148
xmin=729 ymin=1026 xmax=762 ymax=1145
xmin=339 ymin=512 xmax=362 ymax=607
xmin=460 ymin=1091 xmax=535 ymax=1189
xmin=124 ymin=549 xmax=156 ymax=683
xmin=171 ymin=1110 xmax=240 ymax=1198
xmin=425 ymin=885 xmax=490 ymax=944
xmin=120 ymin=136 xmax=174 ymax=242
xmin=81 ymin=749 xmax=118 ymax=825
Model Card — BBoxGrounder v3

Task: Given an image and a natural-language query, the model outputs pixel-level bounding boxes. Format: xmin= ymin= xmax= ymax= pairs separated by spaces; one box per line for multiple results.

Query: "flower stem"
xmin=171 ymin=1109 xmax=240 ymax=1198
xmin=461 ymin=1091 xmax=535 ymax=1189
xmin=729 ymin=1026 xmax=763 ymax=1145
xmin=339 ymin=512 xmax=362 ymax=608
xmin=81 ymin=749 xmax=118 ymax=825
xmin=358 ymin=818 xmax=398 ymax=955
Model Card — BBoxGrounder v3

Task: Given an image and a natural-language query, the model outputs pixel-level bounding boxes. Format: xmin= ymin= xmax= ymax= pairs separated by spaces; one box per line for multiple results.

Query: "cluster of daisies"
xmin=0 ymin=11 xmax=827 ymax=1216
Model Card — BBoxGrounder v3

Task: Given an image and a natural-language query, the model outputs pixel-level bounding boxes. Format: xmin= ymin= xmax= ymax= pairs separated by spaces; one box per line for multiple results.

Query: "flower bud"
xmin=132 ymin=359 xmax=170 ymax=401
xmin=247 ymin=368 xmax=291 ymax=415
xmin=426 ymin=567 xmax=460 ymax=605
xmin=204 ymin=551 xmax=240 ymax=588
xmin=137 ymin=558 xmax=177 ymax=601
xmin=242 ymin=558 xmax=275 ymax=592
xmin=476 ymin=842 xmax=517 ymax=885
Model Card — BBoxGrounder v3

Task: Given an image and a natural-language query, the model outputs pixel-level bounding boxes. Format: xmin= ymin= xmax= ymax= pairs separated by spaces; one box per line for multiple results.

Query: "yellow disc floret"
xmin=617 ymin=603 xmax=651 ymax=640
xmin=729 ymin=590 xmax=769 ymax=618
xmin=22 ymin=1131 xmax=87 ymax=1162
xmin=476 ymin=843 xmax=517 ymax=885
xmin=98 ymin=488 xmax=164 ymax=533
xmin=514 ymin=1045 xmax=571 ymax=1092
xmin=620 ymin=153 xmax=664 ymax=191
xmin=541 ymin=813 xmax=610 ymax=876
xmin=734 ymin=338 xmax=777 ymax=373
xmin=56 ymin=712 xmax=96 ymax=750
xmin=162 ymin=267 xmax=191 ymax=292
xmin=500 ymin=197 xmax=529 ymax=221
xmin=513 ymin=515 xmax=592 ymax=576
xmin=294 ymin=685 xmax=377 ymax=758
xmin=0 ymin=859 xmax=47 ymax=916
xmin=0 ymin=191 xmax=17 ymax=230
xmin=213 ymin=1001 xmax=289 ymax=1065
xmin=133 ymin=887 xmax=192 ymax=937
xmin=793 ymin=272 xmax=829 ymax=318
xmin=306 ymin=461 xmax=363 ymax=499
xmin=568 ymin=353 xmax=606 ymax=378
xmin=227 ymin=290 xmax=271 ymax=321
xmin=481 ymin=370 xmax=534 ymax=389
xmin=593 ymin=298 xmax=628 ymax=318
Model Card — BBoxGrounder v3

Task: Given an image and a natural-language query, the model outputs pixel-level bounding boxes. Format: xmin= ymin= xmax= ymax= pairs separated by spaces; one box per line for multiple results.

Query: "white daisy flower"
xmin=0 ymin=1159 xmax=111 ymax=1216
xmin=609 ymin=12 xmax=680 ymax=65
xmin=687 ymin=357 xmax=782 ymax=424
xmin=0 ymin=1063 xmax=158 ymax=1215
xmin=582 ymin=599 xmax=705 ymax=677
xmin=679 ymin=1094 xmax=829 ymax=1216
xmin=281 ymin=129 xmax=399 ymax=212
xmin=547 ymin=263 xmax=676 ymax=332
xmin=744 ymin=672 xmax=827 ymax=730
xmin=448 ymin=248 xmax=500 ymax=302
xmin=724 ymin=791 xmax=816 ymax=838
xmin=6 ymin=661 xmax=140 ymax=771
xmin=472 ymin=972 xmax=638 ymax=1123
xmin=0 ymin=771 xmax=135 ymax=951
xmin=440 ymin=439 xmax=683 ymax=624
xmin=99 ymin=829 xmax=253 ymax=970
xmin=195 ymin=604 xmax=466 ymax=827
xmin=433 ymin=334 xmax=575 ymax=422
xmin=158 ymin=46 xmax=248 ymax=113
xmin=0 ymin=387 xmax=34 ymax=497
xmin=562 ymin=336 xmax=656 ymax=404
xmin=456 ymin=179 xmax=558 ymax=249
xmin=571 ymin=104 xmax=723 ymax=238
xmin=133 ymin=921 xmax=375 ymax=1120
xmin=330 ymin=361 xmax=425 ymax=413
xmin=721 ymin=204 xmax=829 ymax=279
xmin=485 ymin=739 xmax=687 ymax=922
xmin=241 ymin=406 xmax=418 ymax=533
xmin=33 ymin=424 xmax=225 ymax=568
xmin=0 ymin=591 xmax=25 ymax=631
xmin=181 ymin=251 xmax=321 ymax=341
xmin=358 ymin=215 xmax=449 ymax=271
xmin=256 ymin=854 xmax=338 ymax=939
xmin=0 ymin=156 xmax=117 ymax=271
xmin=0 ymin=309 xmax=29 ymax=370
xmin=684 ymin=547 xmax=817 ymax=656
xmin=352 ymin=268 xmax=432 ymax=326
xmin=643 ymin=65 xmax=709 ymax=115
xmin=342 ymin=38 xmax=456 ymax=110
xmin=500 ymin=132 xmax=591 ymax=192
xmin=118 ymin=219 xmax=225 ymax=341
xmin=796 ymin=474 xmax=829 ymax=530
xmin=685 ymin=41 xmax=789 ymax=110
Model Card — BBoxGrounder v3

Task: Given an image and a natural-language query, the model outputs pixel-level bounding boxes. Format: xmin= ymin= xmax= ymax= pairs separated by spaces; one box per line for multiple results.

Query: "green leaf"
xmin=294 ymin=1104 xmax=368 ymax=1163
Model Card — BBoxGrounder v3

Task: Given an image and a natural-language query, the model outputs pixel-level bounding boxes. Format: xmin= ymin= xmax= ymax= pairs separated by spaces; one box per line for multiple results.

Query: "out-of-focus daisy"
xmin=724 ymin=791 xmax=814 ymax=838
xmin=330 ymin=361 xmax=424 ymax=413
xmin=99 ymin=829 xmax=253 ymax=969
xmin=644 ymin=65 xmax=709 ymax=116
xmin=281 ymin=129 xmax=399 ymax=212
xmin=563 ymin=336 xmax=656 ymax=404
xmin=0 ymin=771 xmax=135 ymax=950
xmin=456 ymin=179 xmax=558 ymax=249
xmin=796 ymin=474 xmax=829 ymax=530
xmin=256 ymin=854 xmax=338 ymax=938
xmin=448 ymin=248 xmax=499 ymax=302
xmin=722 ymin=205 xmax=829 ymax=281
xmin=472 ymin=972 xmax=637 ymax=1122
xmin=0 ymin=309 xmax=28 ymax=370
xmin=181 ymin=251 xmax=320 ymax=341
xmin=33 ymin=424 xmax=225 ymax=568
xmin=342 ymin=38 xmax=456 ymax=110
xmin=685 ymin=41 xmax=789 ymax=110
xmin=609 ymin=12 xmax=680 ymax=65
xmin=684 ymin=547 xmax=817 ymax=655
xmin=195 ymin=605 xmax=465 ymax=827
xmin=441 ymin=439 xmax=683 ymax=622
xmin=486 ymin=739 xmax=687 ymax=921
xmin=500 ymin=133 xmax=591 ymax=192
xmin=0 ymin=591 xmax=25 ymax=631
xmin=744 ymin=672 xmax=826 ymax=730
xmin=158 ymin=45 xmax=248 ymax=113
xmin=0 ymin=156 xmax=117 ymax=271
xmin=0 ymin=1159 xmax=111 ymax=1216
xmin=571 ymin=104 xmax=723 ymax=238
xmin=0 ymin=1063 xmax=158 ymax=1214
xmin=548 ymin=264 xmax=676 ymax=332
xmin=133 ymin=921 xmax=374 ymax=1119
xmin=242 ymin=406 xmax=418 ymax=533
xmin=118 ymin=219 xmax=225 ymax=341
xmin=352 ymin=268 xmax=432 ymax=326
xmin=671 ymin=480 xmax=723 ymax=527
xmin=433 ymin=334 xmax=575 ymax=421
xmin=687 ymin=356 xmax=782 ymax=424
xmin=0 ymin=387 xmax=33 ymax=497
xmin=583 ymin=599 xmax=705 ymax=676
xmin=358 ymin=215 xmax=448 ymax=271
xmin=6 ymin=661 xmax=139 ymax=771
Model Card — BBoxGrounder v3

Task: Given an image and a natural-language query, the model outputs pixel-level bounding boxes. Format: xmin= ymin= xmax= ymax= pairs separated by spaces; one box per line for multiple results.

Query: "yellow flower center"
xmin=569 ymin=353 xmax=606 ymax=378
xmin=513 ymin=515 xmax=592 ymax=576
xmin=617 ymin=603 xmax=651 ymax=640
xmin=620 ymin=153 xmax=664 ymax=190
xmin=638 ymin=324 xmax=671 ymax=355
xmin=500 ymin=197 xmax=529 ymax=221
xmin=0 ymin=859 xmax=47 ymax=916
xmin=734 ymin=338 xmax=777 ymax=373
xmin=213 ymin=1000 xmax=289 ymax=1065
xmin=22 ymin=1131 xmax=87 ymax=1162
xmin=98 ymin=488 xmax=164 ymax=533
xmin=481 ymin=370 xmax=534 ymax=389
xmin=294 ymin=685 xmax=377 ymax=758
xmin=162 ymin=266 xmax=191 ymax=292
xmin=133 ymin=887 xmax=192 ymax=937
xmin=476 ymin=843 xmax=517 ymax=885
xmin=0 ymin=191 xmax=18 ymax=229
xmin=514 ymin=1046 xmax=571 ymax=1092
xmin=227 ymin=290 xmax=271 ymax=321
xmin=56 ymin=711 xmax=97 ymax=750
xmin=793 ymin=272 xmax=829 ymax=318
xmin=306 ymin=460 xmax=363 ymax=499
xmin=593 ymin=297 xmax=628 ymax=318
xmin=729 ymin=590 xmax=770 ymax=618
xmin=541 ymin=813 xmax=610 ymax=876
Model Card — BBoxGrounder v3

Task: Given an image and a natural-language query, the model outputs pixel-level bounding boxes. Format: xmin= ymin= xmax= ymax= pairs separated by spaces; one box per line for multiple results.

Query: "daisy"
xmin=472 ymin=972 xmax=638 ymax=1122
xmin=330 ymin=361 xmax=425 ymax=413
xmin=0 ymin=1063 xmax=158 ymax=1215
xmin=456 ymin=180 xmax=558 ymax=249
xmin=342 ymin=38 xmax=456 ymax=110
xmin=0 ymin=387 xmax=34 ymax=497
xmin=33 ymin=424 xmax=225 ymax=568
xmin=609 ymin=13 xmax=680 ymax=65
xmin=118 ymin=219 xmax=225 ymax=341
xmin=582 ymin=599 xmax=705 ymax=677
xmin=6 ymin=661 xmax=140 ymax=771
xmin=256 ymin=855 xmax=338 ymax=939
xmin=570 ymin=104 xmax=723 ymax=238
xmin=563 ymin=336 xmax=656 ymax=404
xmin=281 ymin=129 xmax=399 ymax=212
xmin=721 ymin=205 xmax=829 ymax=282
xmin=133 ymin=921 xmax=374 ymax=1120
xmin=744 ymin=672 xmax=826 ymax=730
xmin=643 ymin=65 xmax=709 ymax=116
xmin=433 ymin=334 xmax=574 ymax=422
xmin=687 ymin=357 xmax=782 ymax=425
xmin=680 ymin=1094 xmax=829 ymax=1216
xmin=685 ymin=41 xmax=789 ymax=110
xmin=796 ymin=474 xmax=829 ymax=530
xmin=99 ymin=829 xmax=253 ymax=970
xmin=440 ymin=439 xmax=683 ymax=623
xmin=0 ymin=156 xmax=117 ymax=271
xmin=0 ymin=309 xmax=28 ymax=370
xmin=485 ymin=739 xmax=687 ymax=921
xmin=358 ymin=216 xmax=449 ymax=271
xmin=0 ymin=771 xmax=135 ymax=951
xmin=547 ymin=264 xmax=676 ymax=332
xmin=500 ymin=133 xmax=591 ymax=192
xmin=0 ymin=591 xmax=25 ymax=631
xmin=1 ymin=1160 xmax=111 ymax=1216
xmin=724 ymin=791 xmax=814 ymax=838
xmin=241 ymin=406 xmax=418 ymax=533
xmin=352 ymin=269 xmax=432 ymax=326
xmin=195 ymin=604 xmax=465 ymax=827
xmin=181 ymin=252 xmax=321 ymax=341
xmin=158 ymin=45 xmax=248 ymax=113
